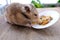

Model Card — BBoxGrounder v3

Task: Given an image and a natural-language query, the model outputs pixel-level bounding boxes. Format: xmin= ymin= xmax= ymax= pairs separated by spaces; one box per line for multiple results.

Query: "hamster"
xmin=4 ymin=3 xmax=39 ymax=27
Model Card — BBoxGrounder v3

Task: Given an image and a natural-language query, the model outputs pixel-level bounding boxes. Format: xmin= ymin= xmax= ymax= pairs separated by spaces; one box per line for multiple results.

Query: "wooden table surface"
xmin=0 ymin=7 xmax=60 ymax=40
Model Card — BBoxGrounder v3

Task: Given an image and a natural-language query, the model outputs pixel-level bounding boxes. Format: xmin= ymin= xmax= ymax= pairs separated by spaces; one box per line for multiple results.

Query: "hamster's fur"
xmin=4 ymin=3 xmax=39 ymax=27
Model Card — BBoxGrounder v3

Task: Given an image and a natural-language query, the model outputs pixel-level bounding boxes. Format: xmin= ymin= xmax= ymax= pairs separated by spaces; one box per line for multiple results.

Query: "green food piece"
xmin=31 ymin=0 xmax=44 ymax=8
xmin=58 ymin=0 xmax=60 ymax=3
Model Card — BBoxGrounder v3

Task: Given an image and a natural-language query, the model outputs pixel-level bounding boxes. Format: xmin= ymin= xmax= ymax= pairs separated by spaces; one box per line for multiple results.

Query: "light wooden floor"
xmin=0 ymin=8 xmax=60 ymax=40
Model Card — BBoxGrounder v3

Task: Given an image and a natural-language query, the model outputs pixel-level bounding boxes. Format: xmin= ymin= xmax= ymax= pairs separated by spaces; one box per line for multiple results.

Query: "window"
xmin=11 ymin=0 xmax=58 ymax=4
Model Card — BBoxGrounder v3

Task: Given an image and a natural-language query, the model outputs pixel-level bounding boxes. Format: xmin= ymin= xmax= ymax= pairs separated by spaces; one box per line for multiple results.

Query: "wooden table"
xmin=0 ymin=7 xmax=60 ymax=40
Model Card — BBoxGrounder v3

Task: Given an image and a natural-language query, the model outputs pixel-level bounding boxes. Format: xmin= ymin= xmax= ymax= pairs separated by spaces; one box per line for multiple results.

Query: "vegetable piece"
xmin=31 ymin=0 xmax=44 ymax=8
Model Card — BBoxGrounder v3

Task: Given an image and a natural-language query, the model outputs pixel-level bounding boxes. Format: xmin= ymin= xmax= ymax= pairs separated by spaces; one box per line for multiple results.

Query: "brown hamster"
xmin=4 ymin=3 xmax=39 ymax=27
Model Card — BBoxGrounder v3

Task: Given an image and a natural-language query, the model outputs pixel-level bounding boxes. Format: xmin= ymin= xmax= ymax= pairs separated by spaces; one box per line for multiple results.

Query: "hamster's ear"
xmin=25 ymin=6 xmax=30 ymax=13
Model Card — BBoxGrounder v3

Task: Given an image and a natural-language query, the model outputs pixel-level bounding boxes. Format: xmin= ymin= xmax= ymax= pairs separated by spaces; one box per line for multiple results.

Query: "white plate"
xmin=32 ymin=10 xmax=60 ymax=29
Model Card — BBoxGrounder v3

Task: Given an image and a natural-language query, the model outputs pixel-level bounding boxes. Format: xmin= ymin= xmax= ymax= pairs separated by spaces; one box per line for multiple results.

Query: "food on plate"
xmin=39 ymin=15 xmax=52 ymax=25
xmin=32 ymin=15 xmax=52 ymax=25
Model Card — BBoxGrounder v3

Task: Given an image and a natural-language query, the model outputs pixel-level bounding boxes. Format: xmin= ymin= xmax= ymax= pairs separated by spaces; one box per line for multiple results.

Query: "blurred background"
xmin=0 ymin=0 xmax=60 ymax=15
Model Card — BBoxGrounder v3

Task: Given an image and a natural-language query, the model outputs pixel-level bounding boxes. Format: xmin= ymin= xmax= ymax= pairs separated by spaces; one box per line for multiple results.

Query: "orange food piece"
xmin=41 ymin=20 xmax=49 ymax=25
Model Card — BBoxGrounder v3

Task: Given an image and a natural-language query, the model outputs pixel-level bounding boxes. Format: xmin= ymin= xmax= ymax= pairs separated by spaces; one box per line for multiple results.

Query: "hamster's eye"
xmin=34 ymin=14 xmax=37 ymax=16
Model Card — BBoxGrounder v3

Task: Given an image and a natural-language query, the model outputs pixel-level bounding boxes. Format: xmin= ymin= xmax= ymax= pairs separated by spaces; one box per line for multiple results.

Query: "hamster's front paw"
xmin=25 ymin=23 xmax=32 ymax=28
